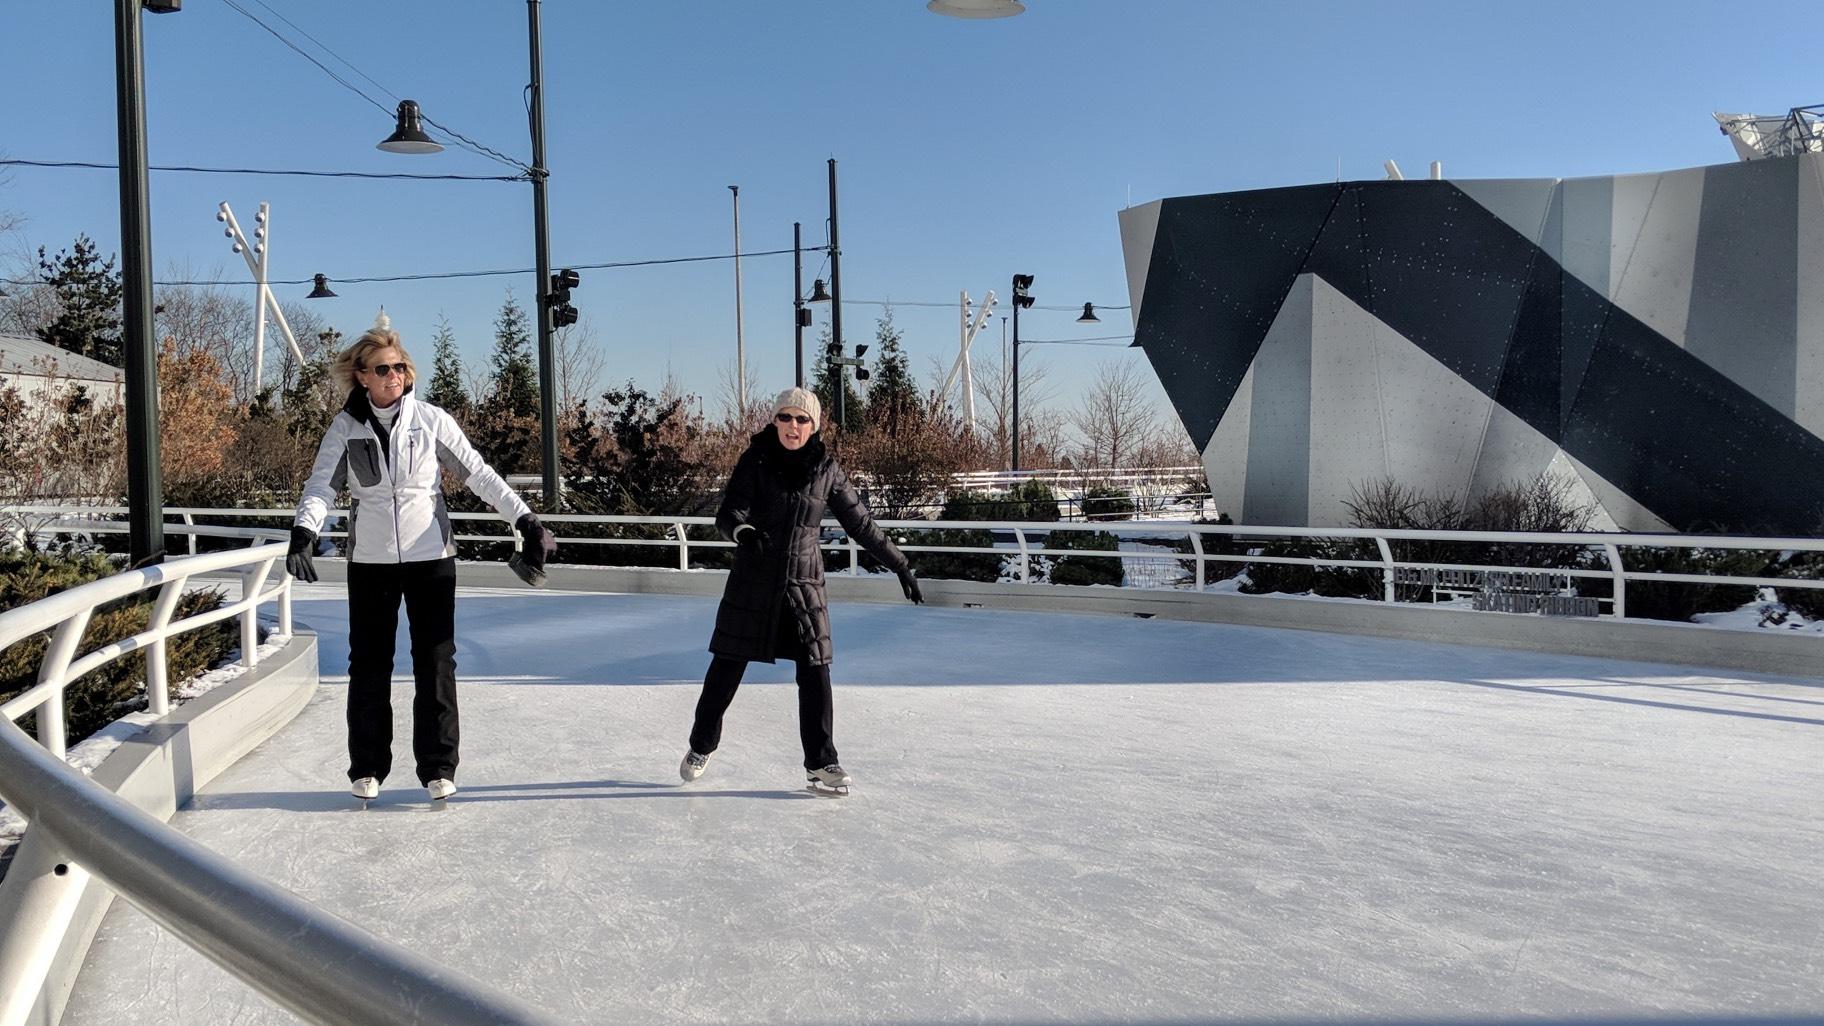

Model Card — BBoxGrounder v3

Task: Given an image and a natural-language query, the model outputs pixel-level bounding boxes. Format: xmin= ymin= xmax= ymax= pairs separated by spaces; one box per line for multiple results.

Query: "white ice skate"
xmin=350 ymin=777 xmax=380 ymax=801
xmin=679 ymin=750 xmax=710 ymax=782
xmin=425 ymin=778 xmax=458 ymax=801
xmin=806 ymin=764 xmax=851 ymax=797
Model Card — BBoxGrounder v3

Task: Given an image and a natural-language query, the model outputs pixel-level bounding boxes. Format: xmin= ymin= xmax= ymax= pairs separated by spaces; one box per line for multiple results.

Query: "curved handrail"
xmin=0 ymin=718 xmax=559 ymax=1026
xmin=0 ymin=542 xmax=560 ymax=1026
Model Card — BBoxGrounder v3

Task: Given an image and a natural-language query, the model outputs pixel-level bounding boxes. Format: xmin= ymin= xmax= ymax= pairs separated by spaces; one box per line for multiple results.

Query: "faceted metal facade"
xmin=1120 ymin=154 xmax=1824 ymax=533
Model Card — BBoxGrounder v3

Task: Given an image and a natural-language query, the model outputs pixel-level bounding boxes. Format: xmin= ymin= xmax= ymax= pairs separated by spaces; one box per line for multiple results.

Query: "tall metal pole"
xmin=792 ymin=221 xmax=805 ymax=388
xmin=730 ymin=185 xmax=745 ymax=417
xmin=527 ymin=0 xmax=560 ymax=508
xmin=116 ymin=0 xmax=163 ymax=566
xmin=1011 ymin=297 xmax=1021 ymax=472
xmin=827 ymin=158 xmax=844 ymax=432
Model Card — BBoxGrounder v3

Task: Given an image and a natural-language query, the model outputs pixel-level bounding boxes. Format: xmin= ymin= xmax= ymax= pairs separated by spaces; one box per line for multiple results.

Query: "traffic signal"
xmin=1012 ymin=273 xmax=1035 ymax=309
xmin=546 ymin=268 xmax=580 ymax=329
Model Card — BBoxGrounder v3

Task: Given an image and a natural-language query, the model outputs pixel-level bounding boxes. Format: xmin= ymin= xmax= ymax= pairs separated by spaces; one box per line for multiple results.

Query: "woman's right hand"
xmin=286 ymin=526 xmax=319 ymax=583
xmin=734 ymin=524 xmax=770 ymax=556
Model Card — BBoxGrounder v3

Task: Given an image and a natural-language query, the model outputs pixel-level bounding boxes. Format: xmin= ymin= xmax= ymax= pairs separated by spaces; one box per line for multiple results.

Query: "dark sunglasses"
xmin=775 ymin=412 xmax=813 ymax=425
xmin=363 ymin=362 xmax=409 ymax=378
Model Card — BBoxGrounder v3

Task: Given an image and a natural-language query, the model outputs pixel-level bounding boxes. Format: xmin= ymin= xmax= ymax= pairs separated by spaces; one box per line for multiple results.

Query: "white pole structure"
xmin=729 ymin=185 xmax=745 ymax=418
xmin=937 ymin=288 xmax=996 ymax=431
xmin=217 ymin=202 xmax=306 ymax=385
xmin=252 ymin=202 xmax=269 ymax=392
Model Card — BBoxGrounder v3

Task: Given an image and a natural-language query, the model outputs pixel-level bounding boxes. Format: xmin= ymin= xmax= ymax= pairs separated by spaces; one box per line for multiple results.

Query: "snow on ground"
xmin=59 ymin=584 xmax=1824 ymax=1024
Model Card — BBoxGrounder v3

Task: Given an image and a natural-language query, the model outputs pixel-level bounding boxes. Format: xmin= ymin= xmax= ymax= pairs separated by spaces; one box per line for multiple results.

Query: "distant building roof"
xmin=0 ymin=333 xmax=123 ymax=383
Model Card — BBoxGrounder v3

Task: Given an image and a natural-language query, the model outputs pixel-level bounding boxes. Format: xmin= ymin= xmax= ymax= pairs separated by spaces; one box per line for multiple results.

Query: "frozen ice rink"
xmin=60 ymin=585 xmax=1824 ymax=1024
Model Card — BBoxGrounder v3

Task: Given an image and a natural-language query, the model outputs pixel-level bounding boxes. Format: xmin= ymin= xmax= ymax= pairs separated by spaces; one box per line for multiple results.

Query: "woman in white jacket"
xmin=288 ymin=316 xmax=555 ymax=802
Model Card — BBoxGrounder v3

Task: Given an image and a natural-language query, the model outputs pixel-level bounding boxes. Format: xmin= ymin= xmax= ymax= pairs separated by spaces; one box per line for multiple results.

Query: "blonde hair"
xmin=333 ymin=327 xmax=418 ymax=391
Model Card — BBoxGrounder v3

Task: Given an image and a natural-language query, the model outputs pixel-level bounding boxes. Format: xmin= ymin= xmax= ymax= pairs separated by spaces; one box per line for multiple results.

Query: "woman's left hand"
xmin=895 ymin=566 xmax=924 ymax=605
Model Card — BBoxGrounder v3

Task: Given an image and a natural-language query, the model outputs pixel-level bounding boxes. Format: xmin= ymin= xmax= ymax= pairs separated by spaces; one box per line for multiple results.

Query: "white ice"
xmin=58 ymin=583 xmax=1824 ymax=1023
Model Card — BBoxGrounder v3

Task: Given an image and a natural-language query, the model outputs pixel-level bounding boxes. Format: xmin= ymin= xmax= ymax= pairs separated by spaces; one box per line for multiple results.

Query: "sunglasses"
xmin=775 ymin=412 xmax=813 ymax=425
xmin=363 ymin=362 xmax=409 ymax=378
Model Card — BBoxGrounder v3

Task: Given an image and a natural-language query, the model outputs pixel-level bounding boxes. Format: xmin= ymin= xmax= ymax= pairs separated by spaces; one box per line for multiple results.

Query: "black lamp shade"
xmin=1077 ymin=303 xmax=1100 ymax=323
xmin=307 ymin=274 xmax=337 ymax=299
xmin=807 ymin=278 xmax=833 ymax=303
xmin=377 ymin=100 xmax=443 ymax=155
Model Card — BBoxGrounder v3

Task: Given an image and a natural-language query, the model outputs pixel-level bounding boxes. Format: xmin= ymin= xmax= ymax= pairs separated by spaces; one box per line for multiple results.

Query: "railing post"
xmin=143 ymin=581 xmax=186 ymax=717
xmin=1013 ymin=527 xmax=1031 ymax=583
xmin=1603 ymin=542 xmax=1627 ymax=619
xmin=182 ymin=512 xmax=197 ymax=555
xmin=239 ymin=560 xmax=274 ymax=669
xmin=675 ymin=522 xmax=689 ymax=571
xmin=1188 ymin=530 xmax=1206 ymax=592
xmin=33 ymin=611 xmax=91 ymax=761
xmin=278 ymin=573 xmax=293 ymax=636
xmin=1374 ymin=536 xmax=1397 ymax=603
xmin=848 ymin=533 xmax=860 ymax=576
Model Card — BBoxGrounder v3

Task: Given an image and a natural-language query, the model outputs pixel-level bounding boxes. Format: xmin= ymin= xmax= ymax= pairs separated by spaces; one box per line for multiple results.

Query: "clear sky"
xmin=1 ymin=0 xmax=1816 ymax=424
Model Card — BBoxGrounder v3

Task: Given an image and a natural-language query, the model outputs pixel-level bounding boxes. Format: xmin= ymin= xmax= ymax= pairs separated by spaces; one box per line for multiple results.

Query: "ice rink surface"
xmin=61 ymin=585 xmax=1824 ymax=1024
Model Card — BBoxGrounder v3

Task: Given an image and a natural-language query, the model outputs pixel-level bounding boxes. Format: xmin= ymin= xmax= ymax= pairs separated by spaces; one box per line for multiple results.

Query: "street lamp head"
xmin=1077 ymin=302 xmax=1100 ymax=323
xmin=307 ymin=274 xmax=337 ymax=299
xmin=377 ymin=100 xmax=443 ymax=155
xmin=145 ymin=0 xmax=183 ymax=12
xmin=807 ymin=278 xmax=833 ymax=304
xmin=927 ymin=0 xmax=1025 ymax=18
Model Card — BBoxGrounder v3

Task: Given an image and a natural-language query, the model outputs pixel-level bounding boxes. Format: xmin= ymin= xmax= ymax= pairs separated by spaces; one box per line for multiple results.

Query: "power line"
xmin=847 ymin=298 xmax=1130 ymax=312
xmin=1 ymin=158 xmax=525 ymax=182
xmin=1021 ymin=337 xmax=1135 ymax=346
xmin=250 ymin=0 xmax=401 ymax=105
xmin=221 ymin=0 xmax=529 ymax=174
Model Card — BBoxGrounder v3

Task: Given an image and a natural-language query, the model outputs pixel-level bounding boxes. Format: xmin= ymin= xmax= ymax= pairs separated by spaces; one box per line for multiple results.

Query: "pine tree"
xmin=486 ymin=290 xmax=538 ymax=419
xmin=36 ymin=234 xmax=124 ymax=367
xmin=424 ymin=315 xmax=470 ymax=418
xmin=862 ymin=307 xmax=922 ymax=433
xmin=809 ymin=322 xmax=864 ymax=436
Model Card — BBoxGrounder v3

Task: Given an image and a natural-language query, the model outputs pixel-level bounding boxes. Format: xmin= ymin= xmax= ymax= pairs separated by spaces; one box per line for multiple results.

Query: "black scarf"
xmin=758 ymin=429 xmax=824 ymax=490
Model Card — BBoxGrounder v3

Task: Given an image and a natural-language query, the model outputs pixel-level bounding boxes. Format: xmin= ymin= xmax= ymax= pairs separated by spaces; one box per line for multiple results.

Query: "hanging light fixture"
xmin=928 ymin=0 xmax=1026 ymax=17
xmin=807 ymin=278 xmax=833 ymax=304
xmin=1077 ymin=302 xmax=1100 ymax=323
xmin=377 ymin=100 xmax=443 ymax=154
xmin=307 ymin=274 xmax=337 ymax=299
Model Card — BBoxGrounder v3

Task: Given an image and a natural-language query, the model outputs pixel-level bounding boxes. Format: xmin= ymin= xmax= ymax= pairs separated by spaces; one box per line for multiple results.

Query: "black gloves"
xmin=510 ymin=513 xmax=558 ymax=587
xmin=286 ymin=526 xmax=319 ymax=583
xmin=896 ymin=566 xmax=924 ymax=605
xmin=734 ymin=524 xmax=770 ymax=557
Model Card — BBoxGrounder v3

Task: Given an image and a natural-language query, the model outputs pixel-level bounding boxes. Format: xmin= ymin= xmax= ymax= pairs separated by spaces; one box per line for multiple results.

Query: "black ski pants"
xmin=346 ymin=557 xmax=459 ymax=785
xmin=690 ymin=608 xmax=837 ymax=770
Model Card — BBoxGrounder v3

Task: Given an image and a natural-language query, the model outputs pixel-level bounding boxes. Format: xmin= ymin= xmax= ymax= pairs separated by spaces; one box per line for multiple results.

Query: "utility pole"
xmin=792 ymin=221 xmax=805 ymax=387
xmin=118 ymin=0 xmax=179 ymax=566
xmin=527 ymin=0 xmax=560 ymax=507
xmin=730 ymin=185 xmax=746 ymax=416
xmin=827 ymin=158 xmax=844 ymax=430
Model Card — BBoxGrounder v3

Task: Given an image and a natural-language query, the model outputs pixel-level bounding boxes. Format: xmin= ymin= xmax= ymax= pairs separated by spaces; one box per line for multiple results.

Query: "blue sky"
xmin=1 ymin=0 xmax=1815 ymax=422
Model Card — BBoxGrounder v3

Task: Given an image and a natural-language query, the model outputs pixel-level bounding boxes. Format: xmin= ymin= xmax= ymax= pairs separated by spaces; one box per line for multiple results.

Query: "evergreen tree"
xmin=36 ymin=234 xmax=124 ymax=366
xmin=809 ymin=322 xmax=864 ymax=436
xmin=485 ymin=290 xmax=538 ymax=419
xmin=424 ymin=315 xmax=470 ymax=418
xmin=862 ymin=307 xmax=922 ymax=433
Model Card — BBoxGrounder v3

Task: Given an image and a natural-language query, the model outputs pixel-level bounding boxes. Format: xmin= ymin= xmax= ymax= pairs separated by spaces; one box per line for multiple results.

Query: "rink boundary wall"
xmin=0 ymin=631 xmax=317 ymax=1026
xmin=308 ymin=559 xmax=1824 ymax=680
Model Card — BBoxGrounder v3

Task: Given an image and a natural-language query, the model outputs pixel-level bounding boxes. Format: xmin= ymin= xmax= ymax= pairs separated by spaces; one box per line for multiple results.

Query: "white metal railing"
xmin=14 ymin=505 xmax=1824 ymax=622
xmin=0 ymin=532 xmax=557 ymax=1025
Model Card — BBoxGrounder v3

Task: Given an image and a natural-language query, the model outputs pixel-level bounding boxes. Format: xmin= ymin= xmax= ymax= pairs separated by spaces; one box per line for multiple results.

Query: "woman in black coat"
xmin=681 ymin=387 xmax=922 ymax=795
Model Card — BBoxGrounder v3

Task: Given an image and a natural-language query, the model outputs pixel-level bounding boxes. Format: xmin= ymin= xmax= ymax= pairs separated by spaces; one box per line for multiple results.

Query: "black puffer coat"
xmin=709 ymin=430 xmax=908 ymax=665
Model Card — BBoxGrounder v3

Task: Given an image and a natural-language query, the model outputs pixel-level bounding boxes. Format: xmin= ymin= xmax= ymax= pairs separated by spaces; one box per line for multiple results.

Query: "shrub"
xmin=0 ymin=548 xmax=236 ymax=744
xmin=1045 ymin=529 xmax=1124 ymax=587
xmin=1617 ymin=545 xmax=1767 ymax=623
xmin=1081 ymin=486 xmax=1134 ymax=522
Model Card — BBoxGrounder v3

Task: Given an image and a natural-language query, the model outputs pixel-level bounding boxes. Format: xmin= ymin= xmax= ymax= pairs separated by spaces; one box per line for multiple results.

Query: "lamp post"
xmin=827 ymin=158 xmax=846 ymax=430
xmin=730 ymin=185 xmax=745 ymax=415
xmin=117 ymin=0 xmax=181 ymax=566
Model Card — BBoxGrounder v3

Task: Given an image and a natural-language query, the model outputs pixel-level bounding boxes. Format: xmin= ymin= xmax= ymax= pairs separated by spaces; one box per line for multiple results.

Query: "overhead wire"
xmin=0 ymin=158 xmax=525 ymax=182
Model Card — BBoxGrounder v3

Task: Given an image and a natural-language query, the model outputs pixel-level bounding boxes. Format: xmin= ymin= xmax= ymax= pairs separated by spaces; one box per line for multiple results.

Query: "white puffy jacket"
xmin=294 ymin=389 xmax=531 ymax=564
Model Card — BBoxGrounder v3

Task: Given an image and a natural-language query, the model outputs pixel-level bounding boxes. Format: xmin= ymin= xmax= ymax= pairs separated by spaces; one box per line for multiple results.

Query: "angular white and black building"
xmin=1119 ymin=153 xmax=1824 ymax=534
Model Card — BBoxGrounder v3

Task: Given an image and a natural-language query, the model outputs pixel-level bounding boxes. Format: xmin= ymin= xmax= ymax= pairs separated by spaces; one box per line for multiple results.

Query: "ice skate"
xmin=351 ymin=777 xmax=380 ymax=802
xmin=806 ymin=764 xmax=851 ymax=797
xmin=680 ymin=749 xmax=710 ymax=782
xmin=425 ymin=778 xmax=458 ymax=801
